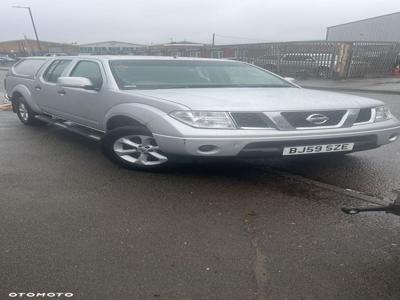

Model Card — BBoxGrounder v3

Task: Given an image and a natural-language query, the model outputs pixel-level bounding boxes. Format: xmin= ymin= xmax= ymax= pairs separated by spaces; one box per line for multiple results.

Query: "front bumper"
xmin=153 ymin=120 xmax=400 ymax=157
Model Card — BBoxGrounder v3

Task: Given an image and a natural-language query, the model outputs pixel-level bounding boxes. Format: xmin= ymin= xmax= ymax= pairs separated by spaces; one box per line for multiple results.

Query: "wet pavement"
xmin=1 ymin=75 xmax=400 ymax=299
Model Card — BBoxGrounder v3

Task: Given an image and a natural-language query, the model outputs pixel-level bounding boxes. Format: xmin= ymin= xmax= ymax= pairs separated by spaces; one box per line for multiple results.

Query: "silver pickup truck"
xmin=4 ymin=56 xmax=400 ymax=170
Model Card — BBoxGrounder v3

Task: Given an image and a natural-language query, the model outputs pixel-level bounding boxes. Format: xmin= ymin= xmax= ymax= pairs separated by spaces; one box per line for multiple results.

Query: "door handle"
xmin=57 ymin=90 xmax=66 ymax=96
xmin=34 ymin=85 xmax=41 ymax=91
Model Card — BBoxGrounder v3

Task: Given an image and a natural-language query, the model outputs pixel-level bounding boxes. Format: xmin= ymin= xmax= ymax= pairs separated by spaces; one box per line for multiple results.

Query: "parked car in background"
xmin=4 ymin=56 xmax=400 ymax=171
xmin=0 ymin=56 xmax=17 ymax=65
xmin=44 ymin=53 xmax=69 ymax=57
xmin=255 ymin=53 xmax=332 ymax=78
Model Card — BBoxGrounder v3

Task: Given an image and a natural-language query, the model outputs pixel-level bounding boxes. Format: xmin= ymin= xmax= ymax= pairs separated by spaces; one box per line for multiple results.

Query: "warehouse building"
xmin=147 ymin=41 xmax=209 ymax=57
xmin=326 ymin=12 xmax=400 ymax=42
xmin=79 ymin=41 xmax=146 ymax=55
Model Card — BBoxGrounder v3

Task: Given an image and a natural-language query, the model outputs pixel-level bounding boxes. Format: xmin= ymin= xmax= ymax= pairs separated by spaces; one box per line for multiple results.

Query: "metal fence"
xmin=3 ymin=40 xmax=398 ymax=79
xmin=347 ymin=42 xmax=400 ymax=77
xmin=228 ymin=41 xmax=337 ymax=78
xmin=144 ymin=41 xmax=400 ymax=79
xmin=218 ymin=41 xmax=400 ymax=79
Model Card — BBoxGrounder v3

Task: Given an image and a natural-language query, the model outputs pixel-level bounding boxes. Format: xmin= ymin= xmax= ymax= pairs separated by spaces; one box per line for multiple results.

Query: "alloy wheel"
xmin=113 ymin=135 xmax=168 ymax=166
xmin=18 ymin=102 xmax=29 ymax=121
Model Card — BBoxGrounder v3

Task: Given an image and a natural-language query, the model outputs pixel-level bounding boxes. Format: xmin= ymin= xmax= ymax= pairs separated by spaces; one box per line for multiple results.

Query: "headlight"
xmin=170 ymin=111 xmax=236 ymax=129
xmin=374 ymin=106 xmax=392 ymax=122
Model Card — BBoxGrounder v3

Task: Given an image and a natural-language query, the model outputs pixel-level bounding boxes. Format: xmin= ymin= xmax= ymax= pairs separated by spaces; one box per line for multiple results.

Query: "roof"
xmin=327 ymin=11 xmax=400 ymax=28
xmin=31 ymin=55 xmax=235 ymax=62
xmin=79 ymin=41 xmax=146 ymax=47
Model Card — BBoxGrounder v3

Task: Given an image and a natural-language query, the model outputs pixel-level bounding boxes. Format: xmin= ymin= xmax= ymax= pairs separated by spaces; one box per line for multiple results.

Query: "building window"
xmin=211 ymin=50 xmax=224 ymax=58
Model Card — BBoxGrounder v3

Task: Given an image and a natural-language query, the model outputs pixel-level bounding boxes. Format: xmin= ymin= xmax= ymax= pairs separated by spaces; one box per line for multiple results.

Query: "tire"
xmin=101 ymin=126 xmax=172 ymax=171
xmin=15 ymin=97 xmax=45 ymax=126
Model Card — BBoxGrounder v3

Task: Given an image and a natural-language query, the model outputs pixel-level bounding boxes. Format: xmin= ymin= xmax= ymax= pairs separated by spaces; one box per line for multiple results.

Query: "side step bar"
xmin=35 ymin=115 xmax=103 ymax=141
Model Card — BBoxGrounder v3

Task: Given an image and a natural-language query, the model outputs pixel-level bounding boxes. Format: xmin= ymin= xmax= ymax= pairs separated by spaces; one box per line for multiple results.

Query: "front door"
xmin=54 ymin=60 xmax=105 ymax=129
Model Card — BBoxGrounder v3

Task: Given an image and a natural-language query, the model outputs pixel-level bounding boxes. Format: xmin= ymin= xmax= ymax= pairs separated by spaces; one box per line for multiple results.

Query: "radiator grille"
xmin=230 ymin=113 xmax=271 ymax=128
xmin=281 ymin=110 xmax=346 ymax=128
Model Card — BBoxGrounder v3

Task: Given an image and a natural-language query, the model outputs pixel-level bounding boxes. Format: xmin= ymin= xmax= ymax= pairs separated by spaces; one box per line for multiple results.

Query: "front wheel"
xmin=101 ymin=126 xmax=172 ymax=171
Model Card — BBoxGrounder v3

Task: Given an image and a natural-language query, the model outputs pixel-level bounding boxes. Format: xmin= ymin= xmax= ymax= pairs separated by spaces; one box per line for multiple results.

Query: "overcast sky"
xmin=1 ymin=0 xmax=399 ymax=45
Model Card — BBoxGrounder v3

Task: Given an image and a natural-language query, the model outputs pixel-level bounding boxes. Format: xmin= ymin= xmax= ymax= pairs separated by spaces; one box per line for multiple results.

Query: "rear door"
xmin=33 ymin=59 xmax=73 ymax=115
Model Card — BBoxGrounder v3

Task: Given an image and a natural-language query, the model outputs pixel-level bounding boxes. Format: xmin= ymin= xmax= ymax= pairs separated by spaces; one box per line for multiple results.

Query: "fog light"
xmin=198 ymin=145 xmax=219 ymax=153
xmin=389 ymin=134 xmax=398 ymax=142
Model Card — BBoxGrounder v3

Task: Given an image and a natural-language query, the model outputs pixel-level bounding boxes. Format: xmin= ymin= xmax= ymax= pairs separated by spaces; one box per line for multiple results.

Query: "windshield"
xmin=109 ymin=59 xmax=293 ymax=90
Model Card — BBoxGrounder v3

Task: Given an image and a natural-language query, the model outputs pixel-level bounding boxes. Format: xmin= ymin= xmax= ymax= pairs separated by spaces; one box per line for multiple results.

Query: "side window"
xmin=43 ymin=60 xmax=72 ymax=83
xmin=13 ymin=59 xmax=46 ymax=77
xmin=70 ymin=61 xmax=103 ymax=90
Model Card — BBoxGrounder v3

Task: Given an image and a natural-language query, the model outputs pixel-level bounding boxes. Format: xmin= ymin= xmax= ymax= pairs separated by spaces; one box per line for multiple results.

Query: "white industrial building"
xmin=79 ymin=41 xmax=146 ymax=55
xmin=326 ymin=12 xmax=400 ymax=42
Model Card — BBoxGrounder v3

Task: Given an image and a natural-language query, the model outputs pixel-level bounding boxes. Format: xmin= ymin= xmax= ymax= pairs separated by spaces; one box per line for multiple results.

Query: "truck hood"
xmin=131 ymin=87 xmax=382 ymax=111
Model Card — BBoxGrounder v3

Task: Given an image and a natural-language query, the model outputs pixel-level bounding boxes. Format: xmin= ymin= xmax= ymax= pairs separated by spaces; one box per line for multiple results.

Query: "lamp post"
xmin=12 ymin=6 xmax=42 ymax=53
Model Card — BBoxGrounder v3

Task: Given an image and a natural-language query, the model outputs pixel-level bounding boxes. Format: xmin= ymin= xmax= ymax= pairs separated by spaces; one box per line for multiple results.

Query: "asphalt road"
xmin=1 ymin=71 xmax=400 ymax=299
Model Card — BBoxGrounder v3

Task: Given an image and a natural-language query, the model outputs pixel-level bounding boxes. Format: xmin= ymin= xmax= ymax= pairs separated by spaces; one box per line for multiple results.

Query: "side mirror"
xmin=284 ymin=77 xmax=297 ymax=84
xmin=57 ymin=77 xmax=95 ymax=90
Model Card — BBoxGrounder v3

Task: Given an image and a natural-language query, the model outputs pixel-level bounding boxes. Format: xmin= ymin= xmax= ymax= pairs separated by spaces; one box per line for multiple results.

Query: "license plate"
xmin=282 ymin=143 xmax=354 ymax=156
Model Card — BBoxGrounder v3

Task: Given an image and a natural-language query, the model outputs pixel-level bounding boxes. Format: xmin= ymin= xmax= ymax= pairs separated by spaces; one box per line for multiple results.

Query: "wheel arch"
xmin=106 ymin=115 xmax=145 ymax=131
xmin=103 ymin=103 xmax=168 ymax=132
xmin=10 ymin=84 xmax=42 ymax=113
